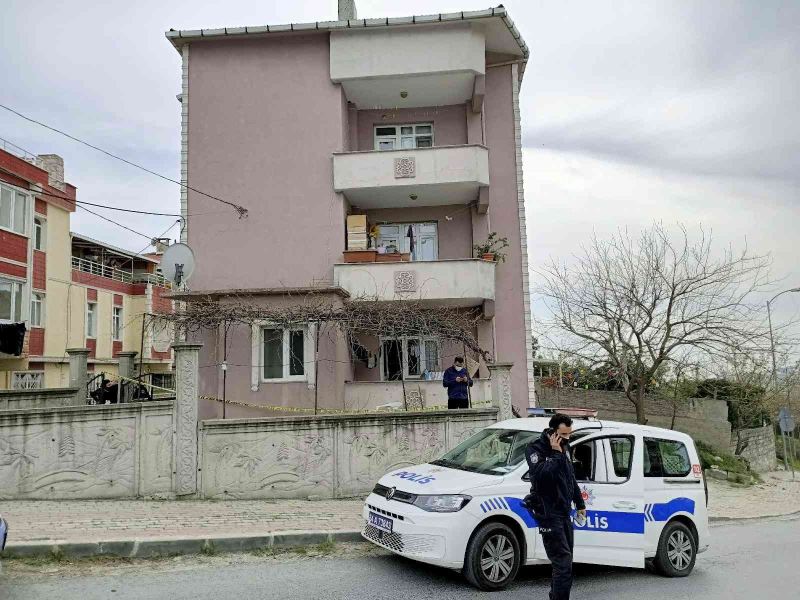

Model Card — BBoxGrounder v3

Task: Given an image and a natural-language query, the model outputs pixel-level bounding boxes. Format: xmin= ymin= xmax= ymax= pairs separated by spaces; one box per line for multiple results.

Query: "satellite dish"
xmin=160 ymin=243 xmax=195 ymax=286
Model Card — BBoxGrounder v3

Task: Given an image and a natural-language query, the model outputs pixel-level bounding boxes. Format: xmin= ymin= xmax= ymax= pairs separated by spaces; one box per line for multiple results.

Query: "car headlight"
xmin=412 ymin=494 xmax=471 ymax=512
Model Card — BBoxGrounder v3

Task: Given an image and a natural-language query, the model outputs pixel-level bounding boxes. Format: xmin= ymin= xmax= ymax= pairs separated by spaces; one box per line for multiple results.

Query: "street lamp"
xmin=767 ymin=287 xmax=800 ymax=392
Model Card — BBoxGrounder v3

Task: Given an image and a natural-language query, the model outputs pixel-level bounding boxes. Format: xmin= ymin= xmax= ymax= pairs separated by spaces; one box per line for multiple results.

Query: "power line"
xmin=0 ymin=103 xmax=249 ymax=218
xmin=76 ymin=199 xmax=180 ymax=217
xmin=76 ymin=204 xmax=156 ymax=242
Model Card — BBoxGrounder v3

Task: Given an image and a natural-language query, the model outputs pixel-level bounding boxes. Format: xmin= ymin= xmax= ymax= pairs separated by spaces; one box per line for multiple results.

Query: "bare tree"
xmin=536 ymin=223 xmax=772 ymax=424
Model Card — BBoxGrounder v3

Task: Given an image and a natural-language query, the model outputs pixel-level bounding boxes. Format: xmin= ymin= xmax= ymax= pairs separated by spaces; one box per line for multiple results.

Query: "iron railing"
xmin=71 ymin=256 xmax=170 ymax=287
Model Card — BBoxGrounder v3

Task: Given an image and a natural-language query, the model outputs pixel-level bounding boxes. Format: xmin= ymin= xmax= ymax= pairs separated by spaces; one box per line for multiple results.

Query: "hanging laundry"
xmin=0 ymin=322 xmax=26 ymax=356
xmin=406 ymin=224 xmax=415 ymax=255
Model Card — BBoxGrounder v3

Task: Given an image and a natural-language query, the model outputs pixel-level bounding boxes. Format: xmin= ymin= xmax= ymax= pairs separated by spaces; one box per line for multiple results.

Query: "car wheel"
xmin=654 ymin=521 xmax=697 ymax=577
xmin=463 ymin=522 xmax=522 ymax=591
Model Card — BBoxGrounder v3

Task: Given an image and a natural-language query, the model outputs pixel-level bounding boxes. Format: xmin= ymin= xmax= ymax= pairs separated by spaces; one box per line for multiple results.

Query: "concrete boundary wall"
xmin=198 ymin=408 xmax=498 ymax=500
xmin=0 ymin=387 xmax=79 ymax=411
xmin=731 ymin=426 xmax=776 ymax=473
xmin=0 ymin=401 xmax=176 ymax=500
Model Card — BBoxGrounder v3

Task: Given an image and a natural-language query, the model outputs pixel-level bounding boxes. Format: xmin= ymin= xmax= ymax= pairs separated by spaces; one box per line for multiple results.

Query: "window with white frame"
xmin=0 ymin=278 xmax=23 ymax=322
xmin=12 ymin=371 xmax=44 ymax=390
xmin=374 ymin=123 xmax=433 ymax=151
xmin=381 ymin=337 xmax=440 ymax=381
xmin=376 ymin=222 xmax=438 ymax=261
xmin=86 ymin=301 xmax=98 ymax=338
xmin=30 ymin=292 xmax=44 ymax=327
xmin=0 ymin=183 xmax=28 ymax=235
xmin=262 ymin=326 xmax=307 ymax=381
xmin=112 ymin=306 xmax=123 ymax=341
xmin=34 ymin=217 xmax=46 ymax=250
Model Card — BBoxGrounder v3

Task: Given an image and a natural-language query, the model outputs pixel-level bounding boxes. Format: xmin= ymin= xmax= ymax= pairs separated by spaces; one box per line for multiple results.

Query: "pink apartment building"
xmin=166 ymin=2 xmax=534 ymax=418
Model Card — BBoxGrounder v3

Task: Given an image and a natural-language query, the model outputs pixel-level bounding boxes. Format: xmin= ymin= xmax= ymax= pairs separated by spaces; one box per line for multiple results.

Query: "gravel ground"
xmin=707 ymin=470 xmax=800 ymax=519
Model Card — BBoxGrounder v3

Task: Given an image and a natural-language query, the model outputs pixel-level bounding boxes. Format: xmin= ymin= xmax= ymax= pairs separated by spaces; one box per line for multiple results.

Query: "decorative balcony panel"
xmin=333 ymin=145 xmax=489 ymax=208
xmin=333 ymin=259 xmax=495 ymax=307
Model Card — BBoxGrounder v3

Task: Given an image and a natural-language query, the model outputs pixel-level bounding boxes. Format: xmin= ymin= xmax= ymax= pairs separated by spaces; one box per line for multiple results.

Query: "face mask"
xmin=455 ymin=365 xmax=464 ymax=371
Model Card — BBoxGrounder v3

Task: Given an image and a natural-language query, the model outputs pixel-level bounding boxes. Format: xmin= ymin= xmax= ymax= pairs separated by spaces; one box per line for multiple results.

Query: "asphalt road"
xmin=3 ymin=516 xmax=798 ymax=600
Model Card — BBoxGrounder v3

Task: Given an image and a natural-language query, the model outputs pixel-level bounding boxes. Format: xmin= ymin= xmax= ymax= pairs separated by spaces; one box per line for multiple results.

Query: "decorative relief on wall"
xmin=202 ymin=430 xmax=334 ymax=499
xmin=394 ymin=157 xmax=416 ymax=178
xmin=394 ymin=270 xmax=417 ymax=293
xmin=175 ymin=348 xmax=199 ymax=495
xmin=0 ymin=421 xmax=136 ymax=499
xmin=405 ymin=389 xmax=424 ymax=412
xmin=339 ymin=422 xmax=446 ymax=495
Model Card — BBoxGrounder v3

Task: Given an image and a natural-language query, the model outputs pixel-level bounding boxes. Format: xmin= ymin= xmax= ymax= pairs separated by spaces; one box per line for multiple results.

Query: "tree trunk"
xmin=635 ymin=388 xmax=648 ymax=424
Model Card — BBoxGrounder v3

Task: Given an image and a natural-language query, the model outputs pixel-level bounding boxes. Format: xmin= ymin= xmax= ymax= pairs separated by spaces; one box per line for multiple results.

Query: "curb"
xmin=1 ymin=530 xmax=363 ymax=560
xmin=709 ymin=509 xmax=800 ymax=523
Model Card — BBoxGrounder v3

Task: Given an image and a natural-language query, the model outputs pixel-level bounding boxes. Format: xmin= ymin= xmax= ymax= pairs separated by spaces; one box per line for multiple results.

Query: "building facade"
xmin=0 ymin=144 xmax=173 ymax=390
xmin=166 ymin=3 xmax=534 ymax=418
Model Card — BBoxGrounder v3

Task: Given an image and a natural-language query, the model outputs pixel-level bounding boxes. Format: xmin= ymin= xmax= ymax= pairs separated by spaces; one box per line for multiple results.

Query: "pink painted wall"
xmin=355 ymin=104 xmax=468 ymax=151
xmin=186 ymin=34 xmax=347 ymax=291
xmin=364 ymin=205 xmax=473 ymax=260
xmin=483 ymin=65 xmax=529 ymax=412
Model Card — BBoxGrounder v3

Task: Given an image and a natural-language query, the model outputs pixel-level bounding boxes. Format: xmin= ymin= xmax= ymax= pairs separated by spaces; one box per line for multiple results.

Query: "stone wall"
xmin=536 ymin=384 xmax=731 ymax=449
xmin=198 ymin=408 xmax=498 ymax=500
xmin=730 ymin=426 xmax=777 ymax=473
xmin=0 ymin=387 xmax=79 ymax=411
xmin=0 ymin=401 xmax=175 ymax=500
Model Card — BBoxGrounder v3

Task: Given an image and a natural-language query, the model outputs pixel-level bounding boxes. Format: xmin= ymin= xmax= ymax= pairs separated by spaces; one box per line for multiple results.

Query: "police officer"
xmin=524 ymin=413 xmax=586 ymax=600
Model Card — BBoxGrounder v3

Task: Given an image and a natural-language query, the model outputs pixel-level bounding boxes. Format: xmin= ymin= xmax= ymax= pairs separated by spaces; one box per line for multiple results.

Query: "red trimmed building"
xmin=0 ymin=143 xmax=174 ymax=390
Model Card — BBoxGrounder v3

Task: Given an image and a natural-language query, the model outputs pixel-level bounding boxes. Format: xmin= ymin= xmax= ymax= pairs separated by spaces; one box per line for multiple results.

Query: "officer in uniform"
xmin=524 ymin=413 xmax=586 ymax=600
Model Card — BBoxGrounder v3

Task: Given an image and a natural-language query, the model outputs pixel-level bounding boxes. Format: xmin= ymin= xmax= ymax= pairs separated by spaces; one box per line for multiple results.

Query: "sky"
xmin=1 ymin=0 xmax=798 ymax=333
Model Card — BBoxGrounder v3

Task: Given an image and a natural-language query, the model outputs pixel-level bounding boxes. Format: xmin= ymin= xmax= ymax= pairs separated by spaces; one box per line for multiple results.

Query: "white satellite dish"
xmin=160 ymin=243 xmax=195 ymax=286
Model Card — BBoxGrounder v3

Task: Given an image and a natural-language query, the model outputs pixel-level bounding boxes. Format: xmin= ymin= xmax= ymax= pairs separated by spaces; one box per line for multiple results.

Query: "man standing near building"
xmin=442 ymin=356 xmax=473 ymax=409
xmin=524 ymin=413 xmax=586 ymax=600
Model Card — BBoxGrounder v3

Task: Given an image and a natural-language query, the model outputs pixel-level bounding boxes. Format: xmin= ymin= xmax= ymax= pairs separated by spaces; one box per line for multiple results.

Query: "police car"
xmin=362 ymin=410 xmax=709 ymax=591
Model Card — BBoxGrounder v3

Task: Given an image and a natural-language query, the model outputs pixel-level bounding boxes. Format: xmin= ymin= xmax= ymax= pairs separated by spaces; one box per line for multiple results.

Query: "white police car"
xmin=362 ymin=413 xmax=709 ymax=590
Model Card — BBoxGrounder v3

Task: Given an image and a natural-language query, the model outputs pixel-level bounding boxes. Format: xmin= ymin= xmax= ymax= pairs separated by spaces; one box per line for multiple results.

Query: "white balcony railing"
xmin=334 ymin=258 xmax=495 ymax=307
xmin=71 ymin=256 xmax=170 ymax=288
xmin=333 ymin=145 xmax=489 ymax=209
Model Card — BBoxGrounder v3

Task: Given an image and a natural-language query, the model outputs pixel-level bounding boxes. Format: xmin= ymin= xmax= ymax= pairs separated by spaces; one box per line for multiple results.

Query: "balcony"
xmin=71 ymin=257 xmax=170 ymax=288
xmin=330 ymin=23 xmax=485 ymax=109
xmin=333 ymin=145 xmax=489 ymax=209
xmin=333 ymin=258 xmax=495 ymax=308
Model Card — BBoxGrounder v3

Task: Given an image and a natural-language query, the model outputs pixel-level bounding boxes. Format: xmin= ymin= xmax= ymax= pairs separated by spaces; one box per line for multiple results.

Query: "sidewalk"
xmin=2 ymin=471 xmax=798 ymax=558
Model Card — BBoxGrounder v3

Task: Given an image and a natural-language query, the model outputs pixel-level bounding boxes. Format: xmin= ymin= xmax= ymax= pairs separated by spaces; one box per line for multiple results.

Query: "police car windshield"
xmin=432 ymin=429 xmax=540 ymax=476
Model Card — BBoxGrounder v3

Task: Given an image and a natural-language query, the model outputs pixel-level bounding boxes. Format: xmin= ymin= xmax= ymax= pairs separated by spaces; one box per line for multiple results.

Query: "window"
xmin=150 ymin=372 xmax=175 ymax=390
xmin=433 ymin=428 xmax=540 ymax=476
xmin=112 ymin=306 xmax=123 ymax=340
xmin=262 ymin=326 xmax=306 ymax=381
xmin=86 ymin=302 xmax=97 ymax=338
xmin=34 ymin=218 xmax=45 ymax=250
xmin=0 ymin=278 xmax=23 ymax=322
xmin=571 ymin=436 xmax=634 ymax=483
xmin=381 ymin=337 xmax=440 ymax=381
xmin=644 ymin=438 xmax=691 ymax=477
xmin=0 ymin=184 xmax=28 ymax=235
xmin=30 ymin=293 xmax=44 ymax=327
xmin=374 ymin=123 xmax=433 ymax=150
xmin=11 ymin=371 xmax=44 ymax=390
xmin=376 ymin=222 xmax=438 ymax=261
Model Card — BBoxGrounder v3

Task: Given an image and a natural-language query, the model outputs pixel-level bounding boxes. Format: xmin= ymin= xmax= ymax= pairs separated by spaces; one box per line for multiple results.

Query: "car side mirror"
xmin=522 ymin=470 xmax=531 ymax=482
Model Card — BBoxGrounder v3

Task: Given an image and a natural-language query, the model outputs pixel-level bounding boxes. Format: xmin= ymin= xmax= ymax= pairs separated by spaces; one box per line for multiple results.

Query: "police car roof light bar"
xmin=527 ymin=407 xmax=599 ymax=420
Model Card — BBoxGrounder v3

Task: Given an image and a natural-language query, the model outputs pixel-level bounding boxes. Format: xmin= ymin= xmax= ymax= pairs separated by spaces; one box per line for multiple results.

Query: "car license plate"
xmin=368 ymin=511 xmax=393 ymax=533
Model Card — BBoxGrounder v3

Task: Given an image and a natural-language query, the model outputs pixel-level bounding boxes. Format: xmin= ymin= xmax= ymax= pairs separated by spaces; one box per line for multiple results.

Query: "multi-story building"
xmin=0 ymin=142 xmax=174 ymax=390
xmin=166 ymin=2 xmax=534 ymax=417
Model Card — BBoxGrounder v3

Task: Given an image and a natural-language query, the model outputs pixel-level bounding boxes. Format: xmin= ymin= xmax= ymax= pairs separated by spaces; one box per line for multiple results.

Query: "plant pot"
xmin=482 ymin=253 xmax=496 ymax=262
xmin=343 ymin=250 xmax=377 ymax=263
xmin=376 ymin=252 xmax=403 ymax=263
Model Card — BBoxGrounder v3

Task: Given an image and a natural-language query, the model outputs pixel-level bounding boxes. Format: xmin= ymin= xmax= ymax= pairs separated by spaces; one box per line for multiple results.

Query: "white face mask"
xmin=455 ymin=365 xmax=464 ymax=371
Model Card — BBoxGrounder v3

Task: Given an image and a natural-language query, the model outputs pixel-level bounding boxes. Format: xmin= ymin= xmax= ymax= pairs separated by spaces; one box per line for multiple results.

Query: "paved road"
xmin=4 ymin=516 xmax=798 ymax=599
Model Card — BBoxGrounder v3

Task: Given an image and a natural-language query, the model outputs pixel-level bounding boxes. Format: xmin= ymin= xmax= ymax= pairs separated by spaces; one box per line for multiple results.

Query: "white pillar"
xmin=66 ymin=348 xmax=90 ymax=406
xmin=488 ymin=362 xmax=514 ymax=422
xmin=172 ymin=342 xmax=202 ymax=496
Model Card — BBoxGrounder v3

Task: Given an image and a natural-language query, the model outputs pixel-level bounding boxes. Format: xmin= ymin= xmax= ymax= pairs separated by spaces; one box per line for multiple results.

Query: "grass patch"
xmin=775 ymin=436 xmax=800 ymax=470
xmin=314 ymin=540 xmax=337 ymax=555
xmin=696 ymin=440 xmax=761 ymax=484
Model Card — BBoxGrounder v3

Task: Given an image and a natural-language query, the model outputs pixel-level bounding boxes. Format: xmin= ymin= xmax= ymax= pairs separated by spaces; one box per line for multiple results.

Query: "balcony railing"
xmin=72 ymin=256 xmax=170 ymax=287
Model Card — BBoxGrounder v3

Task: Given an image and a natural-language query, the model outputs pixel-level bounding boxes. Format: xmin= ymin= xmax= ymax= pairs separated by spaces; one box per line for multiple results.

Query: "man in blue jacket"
xmin=443 ymin=356 xmax=472 ymax=409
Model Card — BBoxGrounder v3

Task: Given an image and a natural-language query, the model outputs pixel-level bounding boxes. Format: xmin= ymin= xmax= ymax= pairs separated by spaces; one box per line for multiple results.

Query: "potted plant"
xmin=473 ymin=232 xmax=509 ymax=262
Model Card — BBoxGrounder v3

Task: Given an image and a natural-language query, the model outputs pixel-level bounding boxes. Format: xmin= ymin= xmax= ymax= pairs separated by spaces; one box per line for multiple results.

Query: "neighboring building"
xmin=0 ymin=142 xmax=173 ymax=390
xmin=166 ymin=2 xmax=534 ymax=417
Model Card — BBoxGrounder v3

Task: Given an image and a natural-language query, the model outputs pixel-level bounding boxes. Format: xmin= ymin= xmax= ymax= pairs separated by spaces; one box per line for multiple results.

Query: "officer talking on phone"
xmin=524 ymin=413 xmax=586 ymax=600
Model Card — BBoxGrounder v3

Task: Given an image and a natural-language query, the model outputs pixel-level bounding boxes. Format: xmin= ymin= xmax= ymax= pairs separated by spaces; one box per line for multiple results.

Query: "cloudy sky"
xmin=2 ymin=0 xmax=798 ymax=330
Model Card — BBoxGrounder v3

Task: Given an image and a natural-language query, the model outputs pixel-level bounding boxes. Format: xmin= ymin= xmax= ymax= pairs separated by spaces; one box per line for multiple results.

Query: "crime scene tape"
xmin=198 ymin=395 xmax=492 ymax=415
